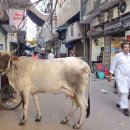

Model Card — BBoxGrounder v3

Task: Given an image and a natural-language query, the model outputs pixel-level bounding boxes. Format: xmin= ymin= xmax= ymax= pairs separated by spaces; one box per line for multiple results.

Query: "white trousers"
xmin=117 ymin=91 xmax=129 ymax=109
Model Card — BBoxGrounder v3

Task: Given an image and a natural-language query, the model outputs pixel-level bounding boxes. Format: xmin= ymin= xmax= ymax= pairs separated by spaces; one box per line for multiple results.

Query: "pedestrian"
xmin=69 ymin=49 xmax=75 ymax=57
xmin=48 ymin=50 xmax=55 ymax=59
xmin=32 ymin=51 xmax=39 ymax=60
xmin=108 ymin=41 xmax=130 ymax=116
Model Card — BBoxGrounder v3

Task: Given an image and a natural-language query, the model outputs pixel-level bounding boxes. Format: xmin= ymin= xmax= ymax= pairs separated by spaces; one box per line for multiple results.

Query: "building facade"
xmin=81 ymin=0 xmax=130 ymax=71
xmin=56 ymin=0 xmax=88 ymax=58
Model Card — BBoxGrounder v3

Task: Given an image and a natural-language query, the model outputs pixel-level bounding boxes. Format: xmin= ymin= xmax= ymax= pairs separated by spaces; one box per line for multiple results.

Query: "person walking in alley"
xmin=48 ymin=50 xmax=55 ymax=59
xmin=108 ymin=42 xmax=130 ymax=116
xmin=32 ymin=51 xmax=39 ymax=60
xmin=69 ymin=49 xmax=76 ymax=57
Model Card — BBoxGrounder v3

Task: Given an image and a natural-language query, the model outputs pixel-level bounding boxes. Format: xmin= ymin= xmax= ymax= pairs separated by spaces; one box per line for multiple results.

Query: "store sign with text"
xmin=104 ymin=15 xmax=130 ymax=35
xmin=87 ymin=27 xmax=103 ymax=37
xmin=9 ymin=9 xmax=26 ymax=31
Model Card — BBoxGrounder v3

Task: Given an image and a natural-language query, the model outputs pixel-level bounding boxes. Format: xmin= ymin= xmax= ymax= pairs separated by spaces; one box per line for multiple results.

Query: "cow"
xmin=0 ymin=51 xmax=91 ymax=129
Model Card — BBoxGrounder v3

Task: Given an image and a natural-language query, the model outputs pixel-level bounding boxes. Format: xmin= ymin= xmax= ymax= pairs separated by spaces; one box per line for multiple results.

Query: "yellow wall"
xmin=111 ymin=37 xmax=125 ymax=63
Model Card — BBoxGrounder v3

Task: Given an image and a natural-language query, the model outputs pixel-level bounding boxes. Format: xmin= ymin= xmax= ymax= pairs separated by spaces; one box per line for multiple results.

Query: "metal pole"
xmin=50 ymin=0 xmax=53 ymax=35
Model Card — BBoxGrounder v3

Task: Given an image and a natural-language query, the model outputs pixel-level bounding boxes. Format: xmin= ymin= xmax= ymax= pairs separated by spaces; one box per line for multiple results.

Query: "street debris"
xmin=101 ymin=89 xmax=109 ymax=94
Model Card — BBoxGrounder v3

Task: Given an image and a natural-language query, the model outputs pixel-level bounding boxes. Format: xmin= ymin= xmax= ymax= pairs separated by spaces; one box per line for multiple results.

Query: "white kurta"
xmin=110 ymin=52 xmax=130 ymax=94
xmin=48 ymin=53 xmax=55 ymax=59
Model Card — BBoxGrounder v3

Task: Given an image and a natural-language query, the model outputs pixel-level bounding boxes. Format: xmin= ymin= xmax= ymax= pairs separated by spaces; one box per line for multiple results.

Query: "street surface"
xmin=0 ymin=74 xmax=130 ymax=130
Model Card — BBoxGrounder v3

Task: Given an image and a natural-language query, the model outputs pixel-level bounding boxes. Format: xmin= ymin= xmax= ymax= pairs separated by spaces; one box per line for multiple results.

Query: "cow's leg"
xmin=73 ymin=92 xmax=87 ymax=129
xmin=60 ymin=97 xmax=79 ymax=124
xmin=32 ymin=94 xmax=42 ymax=122
xmin=19 ymin=91 xmax=30 ymax=126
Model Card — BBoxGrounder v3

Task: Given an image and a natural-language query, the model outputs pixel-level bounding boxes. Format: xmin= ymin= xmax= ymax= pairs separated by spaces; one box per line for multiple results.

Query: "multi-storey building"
xmin=81 ymin=0 xmax=130 ymax=72
xmin=55 ymin=0 xmax=87 ymax=58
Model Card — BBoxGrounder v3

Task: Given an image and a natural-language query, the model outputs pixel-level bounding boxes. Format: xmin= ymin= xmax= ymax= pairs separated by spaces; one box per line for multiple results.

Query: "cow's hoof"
xmin=35 ymin=116 xmax=42 ymax=122
xmin=60 ymin=119 xmax=68 ymax=124
xmin=19 ymin=121 xmax=26 ymax=126
xmin=73 ymin=124 xmax=81 ymax=129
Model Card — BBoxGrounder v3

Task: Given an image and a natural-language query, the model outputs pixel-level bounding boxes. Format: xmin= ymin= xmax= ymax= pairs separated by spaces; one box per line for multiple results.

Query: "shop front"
xmin=87 ymin=27 xmax=104 ymax=72
xmin=65 ymin=39 xmax=84 ymax=57
xmin=104 ymin=15 xmax=130 ymax=66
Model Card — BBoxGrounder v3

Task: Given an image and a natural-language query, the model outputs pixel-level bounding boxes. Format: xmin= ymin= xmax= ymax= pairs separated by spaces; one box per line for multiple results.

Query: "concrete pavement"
xmin=0 ymin=74 xmax=130 ymax=130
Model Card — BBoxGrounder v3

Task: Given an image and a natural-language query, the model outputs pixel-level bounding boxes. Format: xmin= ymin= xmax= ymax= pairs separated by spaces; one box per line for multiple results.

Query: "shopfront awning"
xmin=65 ymin=38 xmax=82 ymax=48
xmin=27 ymin=6 xmax=49 ymax=27
xmin=20 ymin=43 xmax=35 ymax=51
xmin=10 ymin=42 xmax=35 ymax=51
xmin=56 ymin=25 xmax=68 ymax=32
xmin=65 ymin=42 xmax=74 ymax=49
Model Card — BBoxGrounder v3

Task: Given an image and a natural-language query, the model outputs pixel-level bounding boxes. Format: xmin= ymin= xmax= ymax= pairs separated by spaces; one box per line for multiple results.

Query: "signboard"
xmin=87 ymin=27 xmax=103 ymax=37
xmin=104 ymin=15 xmax=130 ymax=35
xmin=104 ymin=20 xmax=122 ymax=35
xmin=121 ymin=15 xmax=130 ymax=30
xmin=9 ymin=9 xmax=27 ymax=31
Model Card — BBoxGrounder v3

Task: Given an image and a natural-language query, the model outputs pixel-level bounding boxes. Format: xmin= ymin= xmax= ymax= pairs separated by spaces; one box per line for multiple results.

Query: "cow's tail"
xmin=86 ymin=73 xmax=91 ymax=118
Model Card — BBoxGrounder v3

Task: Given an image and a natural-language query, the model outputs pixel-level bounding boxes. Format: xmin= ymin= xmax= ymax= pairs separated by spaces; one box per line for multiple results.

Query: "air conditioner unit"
xmin=91 ymin=17 xmax=100 ymax=27
xmin=119 ymin=0 xmax=130 ymax=16
xmin=109 ymin=6 xmax=119 ymax=21
xmin=101 ymin=12 xmax=108 ymax=23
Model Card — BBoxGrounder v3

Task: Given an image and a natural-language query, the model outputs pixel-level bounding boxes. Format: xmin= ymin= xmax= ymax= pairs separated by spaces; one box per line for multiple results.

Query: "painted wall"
xmin=111 ymin=37 xmax=125 ymax=63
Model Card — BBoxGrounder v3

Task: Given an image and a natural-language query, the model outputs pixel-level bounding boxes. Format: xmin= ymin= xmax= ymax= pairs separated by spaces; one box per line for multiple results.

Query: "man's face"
xmin=122 ymin=44 xmax=130 ymax=54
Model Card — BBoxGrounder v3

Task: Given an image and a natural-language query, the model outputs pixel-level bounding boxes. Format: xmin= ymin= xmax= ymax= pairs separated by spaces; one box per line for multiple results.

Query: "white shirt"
xmin=110 ymin=52 xmax=130 ymax=93
xmin=110 ymin=52 xmax=130 ymax=78
xmin=48 ymin=53 xmax=55 ymax=59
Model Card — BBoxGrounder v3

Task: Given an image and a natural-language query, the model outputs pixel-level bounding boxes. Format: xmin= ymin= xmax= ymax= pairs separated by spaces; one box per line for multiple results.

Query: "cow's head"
xmin=0 ymin=51 xmax=11 ymax=75
xmin=0 ymin=51 xmax=19 ymax=75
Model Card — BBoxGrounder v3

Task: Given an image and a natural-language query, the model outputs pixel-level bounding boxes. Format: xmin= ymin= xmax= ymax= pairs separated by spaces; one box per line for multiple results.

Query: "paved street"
xmin=0 ymin=74 xmax=130 ymax=130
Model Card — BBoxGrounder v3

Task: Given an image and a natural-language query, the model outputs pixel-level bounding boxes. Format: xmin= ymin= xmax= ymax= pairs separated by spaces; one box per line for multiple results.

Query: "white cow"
xmin=0 ymin=51 xmax=91 ymax=129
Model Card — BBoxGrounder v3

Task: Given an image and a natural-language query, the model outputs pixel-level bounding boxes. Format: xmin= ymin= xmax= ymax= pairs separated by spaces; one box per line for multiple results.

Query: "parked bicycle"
xmin=0 ymin=76 xmax=22 ymax=110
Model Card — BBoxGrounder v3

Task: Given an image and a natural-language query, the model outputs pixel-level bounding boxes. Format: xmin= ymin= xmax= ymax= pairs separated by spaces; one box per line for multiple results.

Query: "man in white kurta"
xmin=109 ymin=42 xmax=130 ymax=116
xmin=48 ymin=52 xmax=55 ymax=59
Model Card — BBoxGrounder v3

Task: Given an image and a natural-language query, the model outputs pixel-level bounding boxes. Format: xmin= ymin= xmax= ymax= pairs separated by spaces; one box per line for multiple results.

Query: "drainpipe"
xmin=84 ymin=24 xmax=87 ymax=59
xmin=50 ymin=0 xmax=53 ymax=35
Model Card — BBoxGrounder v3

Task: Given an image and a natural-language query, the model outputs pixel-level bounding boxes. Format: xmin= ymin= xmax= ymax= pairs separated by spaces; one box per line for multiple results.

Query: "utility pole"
xmin=50 ymin=0 xmax=53 ymax=35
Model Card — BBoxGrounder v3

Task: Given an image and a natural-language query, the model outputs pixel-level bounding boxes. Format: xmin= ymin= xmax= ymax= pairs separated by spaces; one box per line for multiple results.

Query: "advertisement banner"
xmin=9 ymin=9 xmax=27 ymax=31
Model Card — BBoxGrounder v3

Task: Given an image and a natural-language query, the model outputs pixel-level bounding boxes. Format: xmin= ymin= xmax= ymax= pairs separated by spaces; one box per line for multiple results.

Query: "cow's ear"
xmin=3 ymin=54 xmax=10 ymax=63
xmin=2 ymin=53 xmax=11 ymax=71
xmin=11 ymin=56 xmax=20 ymax=62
